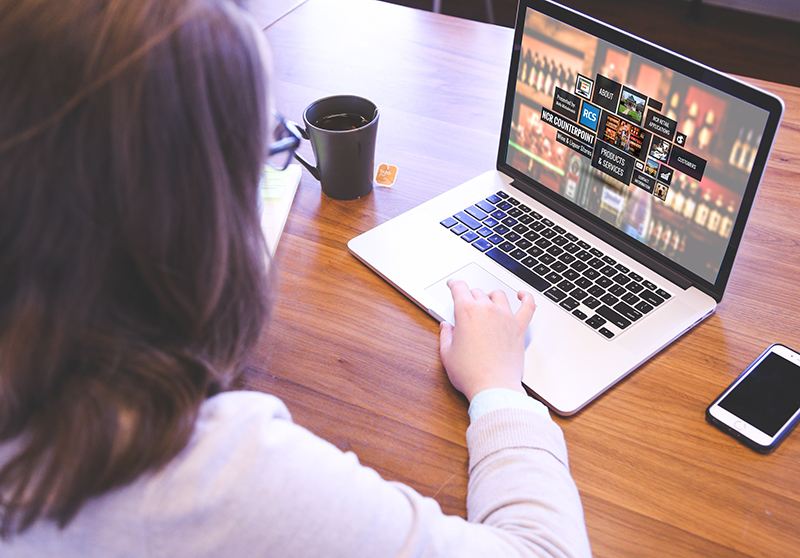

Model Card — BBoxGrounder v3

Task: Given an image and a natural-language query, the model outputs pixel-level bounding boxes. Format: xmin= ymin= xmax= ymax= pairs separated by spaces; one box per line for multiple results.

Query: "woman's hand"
xmin=439 ymin=279 xmax=536 ymax=402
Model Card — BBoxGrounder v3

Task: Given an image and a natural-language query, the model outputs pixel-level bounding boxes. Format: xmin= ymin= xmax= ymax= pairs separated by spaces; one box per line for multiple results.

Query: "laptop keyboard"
xmin=440 ymin=191 xmax=672 ymax=339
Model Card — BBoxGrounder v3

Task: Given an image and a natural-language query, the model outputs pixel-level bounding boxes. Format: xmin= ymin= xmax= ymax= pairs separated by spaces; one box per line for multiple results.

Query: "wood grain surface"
xmin=238 ymin=1 xmax=800 ymax=555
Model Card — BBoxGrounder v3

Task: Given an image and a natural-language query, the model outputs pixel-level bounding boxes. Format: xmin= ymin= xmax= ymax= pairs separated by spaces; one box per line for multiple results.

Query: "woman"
xmin=0 ymin=0 xmax=591 ymax=555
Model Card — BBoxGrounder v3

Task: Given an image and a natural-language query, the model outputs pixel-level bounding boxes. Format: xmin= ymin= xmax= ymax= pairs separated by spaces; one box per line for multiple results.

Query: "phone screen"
xmin=718 ymin=352 xmax=800 ymax=436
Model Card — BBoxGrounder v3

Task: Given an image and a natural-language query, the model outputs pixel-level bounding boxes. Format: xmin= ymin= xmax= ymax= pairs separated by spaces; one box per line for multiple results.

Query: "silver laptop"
xmin=348 ymin=0 xmax=784 ymax=415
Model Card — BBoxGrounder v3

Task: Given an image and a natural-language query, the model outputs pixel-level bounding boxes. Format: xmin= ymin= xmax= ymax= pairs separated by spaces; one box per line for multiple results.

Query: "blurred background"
xmin=382 ymin=0 xmax=800 ymax=87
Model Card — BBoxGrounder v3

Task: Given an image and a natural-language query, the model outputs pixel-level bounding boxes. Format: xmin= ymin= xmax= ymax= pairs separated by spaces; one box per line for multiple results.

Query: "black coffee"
xmin=314 ymin=112 xmax=370 ymax=131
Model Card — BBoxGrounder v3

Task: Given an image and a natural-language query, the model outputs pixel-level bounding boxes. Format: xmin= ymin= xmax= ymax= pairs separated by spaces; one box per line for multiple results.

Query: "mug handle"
xmin=292 ymin=125 xmax=321 ymax=181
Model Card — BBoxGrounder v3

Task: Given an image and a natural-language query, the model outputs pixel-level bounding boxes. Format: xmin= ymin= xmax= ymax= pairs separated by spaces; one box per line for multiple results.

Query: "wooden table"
xmin=238 ymin=1 xmax=800 ymax=555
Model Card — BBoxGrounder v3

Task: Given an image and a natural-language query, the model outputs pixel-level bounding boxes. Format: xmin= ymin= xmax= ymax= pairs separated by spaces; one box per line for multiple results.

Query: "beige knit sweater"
xmin=1 ymin=390 xmax=591 ymax=557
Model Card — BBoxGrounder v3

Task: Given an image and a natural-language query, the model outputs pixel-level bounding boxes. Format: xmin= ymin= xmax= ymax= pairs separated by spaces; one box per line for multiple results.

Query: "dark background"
xmin=382 ymin=0 xmax=800 ymax=87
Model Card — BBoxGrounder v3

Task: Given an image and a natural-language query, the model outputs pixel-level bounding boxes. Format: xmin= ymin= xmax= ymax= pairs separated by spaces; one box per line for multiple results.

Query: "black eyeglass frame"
xmin=267 ymin=112 xmax=302 ymax=171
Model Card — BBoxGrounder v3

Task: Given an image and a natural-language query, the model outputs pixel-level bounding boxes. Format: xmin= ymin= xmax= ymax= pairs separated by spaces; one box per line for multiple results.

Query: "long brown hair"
xmin=0 ymin=0 xmax=271 ymax=536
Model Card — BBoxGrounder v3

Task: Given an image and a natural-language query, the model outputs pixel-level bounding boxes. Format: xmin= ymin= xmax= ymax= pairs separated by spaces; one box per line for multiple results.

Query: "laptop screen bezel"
xmin=496 ymin=0 xmax=784 ymax=303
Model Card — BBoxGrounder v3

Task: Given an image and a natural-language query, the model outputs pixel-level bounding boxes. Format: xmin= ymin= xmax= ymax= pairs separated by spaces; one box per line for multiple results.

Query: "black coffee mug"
xmin=294 ymin=95 xmax=379 ymax=200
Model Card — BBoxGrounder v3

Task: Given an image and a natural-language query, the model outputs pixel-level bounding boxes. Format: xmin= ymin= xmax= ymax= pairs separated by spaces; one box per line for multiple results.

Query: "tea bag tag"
xmin=375 ymin=163 xmax=398 ymax=187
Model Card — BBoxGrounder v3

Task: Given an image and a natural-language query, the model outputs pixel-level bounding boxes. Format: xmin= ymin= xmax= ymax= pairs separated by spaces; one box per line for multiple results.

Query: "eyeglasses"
xmin=267 ymin=112 xmax=302 ymax=171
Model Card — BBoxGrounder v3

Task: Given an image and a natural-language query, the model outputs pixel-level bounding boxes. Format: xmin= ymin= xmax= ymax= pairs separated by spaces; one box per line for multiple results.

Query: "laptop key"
xmin=588 ymin=257 xmax=604 ymax=269
xmin=532 ymin=263 xmax=549 ymax=276
xmin=596 ymin=276 xmax=613 ymax=288
xmin=596 ymin=305 xmax=632 ymax=329
xmin=639 ymin=289 xmax=665 ymax=306
xmin=487 ymin=233 xmax=504 ymax=245
xmin=613 ymin=301 xmax=643 ymax=321
xmin=521 ymin=256 xmax=538 ymax=268
xmin=584 ymin=297 xmax=601 ymax=309
xmin=558 ymin=280 xmax=575 ymax=293
xmin=560 ymin=297 xmax=579 ymax=311
xmin=626 ymin=281 xmax=644 ymax=294
xmin=462 ymin=231 xmax=479 ymax=243
xmin=545 ymin=271 xmax=562 ymax=284
xmin=635 ymin=300 xmax=654 ymax=314
xmin=510 ymin=249 xmax=526 ymax=260
xmin=622 ymin=292 xmax=639 ymax=305
xmin=572 ymin=309 xmax=588 ymax=320
xmin=441 ymin=216 xmax=458 ymax=228
xmin=613 ymin=273 xmax=631 ymax=285
xmin=571 ymin=288 xmax=588 ymax=301
xmin=600 ymin=293 xmax=619 ymax=306
xmin=486 ymin=248 xmax=550 ymax=292
xmin=472 ymin=238 xmax=492 ymax=252
xmin=465 ymin=206 xmax=489 ymax=221
xmin=476 ymin=199 xmax=495 ymax=213
xmin=598 ymin=327 xmax=615 ymax=339
xmin=588 ymin=285 xmax=604 ymax=298
xmin=656 ymin=288 xmax=672 ymax=299
xmin=455 ymin=211 xmax=482 ymax=229
xmin=608 ymin=284 xmax=626 ymax=296
xmin=499 ymin=241 xmax=515 ymax=252
xmin=562 ymin=268 xmax=579 ymax=281
xmin=544 ymin=287 xmax=567 ymax=302
xmin=562 ymin=250 xmax=577 ymax=263
xmin=451 ymin=223 xmax=468 ymax=235
xmin=586 ymin=315 xmax=606 ymax=329
xmin=642 ymin=279 xmax=657 ymax=290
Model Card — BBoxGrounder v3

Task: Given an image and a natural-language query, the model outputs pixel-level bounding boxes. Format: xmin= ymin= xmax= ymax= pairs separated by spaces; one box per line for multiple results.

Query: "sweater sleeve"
xmin=144 ymin=391 xmax=591 ymax=558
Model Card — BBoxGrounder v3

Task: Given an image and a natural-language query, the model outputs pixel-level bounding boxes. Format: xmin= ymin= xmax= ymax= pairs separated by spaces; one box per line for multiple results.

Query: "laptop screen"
xmin=498 ymin=0 xmax=783 ymax=299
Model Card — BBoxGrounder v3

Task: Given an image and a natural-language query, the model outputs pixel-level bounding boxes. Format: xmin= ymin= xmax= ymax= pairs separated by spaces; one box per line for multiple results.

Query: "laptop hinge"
xmin=511 ymin=179 xmax=694 ymax=292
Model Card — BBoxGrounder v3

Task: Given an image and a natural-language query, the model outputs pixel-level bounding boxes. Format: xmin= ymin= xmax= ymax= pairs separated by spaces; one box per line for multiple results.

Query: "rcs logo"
xmin=580 ymin=103 xmax=600 ymax=132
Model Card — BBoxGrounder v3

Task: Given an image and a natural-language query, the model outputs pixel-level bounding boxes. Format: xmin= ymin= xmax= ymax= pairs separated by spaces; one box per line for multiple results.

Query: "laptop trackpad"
xmin=424 ymin=262 xmax=525 ymax=328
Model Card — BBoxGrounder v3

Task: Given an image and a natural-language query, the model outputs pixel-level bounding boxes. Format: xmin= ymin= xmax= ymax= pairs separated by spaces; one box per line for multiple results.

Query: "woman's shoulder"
xmin=198 ymin=390 xmax=293 ymax=425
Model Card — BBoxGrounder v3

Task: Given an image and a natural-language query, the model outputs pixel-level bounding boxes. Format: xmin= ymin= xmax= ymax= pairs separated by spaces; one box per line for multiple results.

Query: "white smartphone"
xmin=706 ymin=344 xmax=800 ymax=453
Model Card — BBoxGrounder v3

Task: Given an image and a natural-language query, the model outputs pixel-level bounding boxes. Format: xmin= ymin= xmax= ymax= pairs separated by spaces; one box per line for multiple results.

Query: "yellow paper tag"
xmin=375 ymin=163 xmax=398 ymax=187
